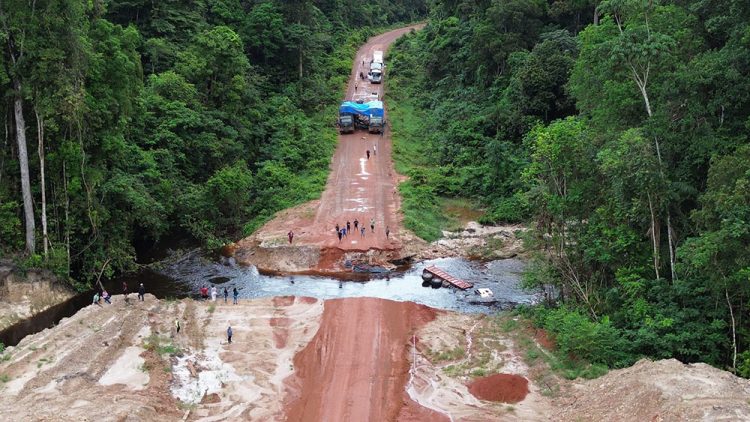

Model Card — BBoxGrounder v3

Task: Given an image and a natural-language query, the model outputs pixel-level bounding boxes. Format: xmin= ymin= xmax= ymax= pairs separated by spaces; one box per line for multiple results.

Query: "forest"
xmin=0 ymin=0 xmax=426 ymax=285
xmin=387 ymin=0 xmax=750 ymax=376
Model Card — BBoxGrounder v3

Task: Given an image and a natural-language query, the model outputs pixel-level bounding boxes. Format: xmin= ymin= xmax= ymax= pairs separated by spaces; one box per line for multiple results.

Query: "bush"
xmin=480 ymin=192 xmax=530 ymax=225
xmin=532 ymin=306 xmax=635 ymax=368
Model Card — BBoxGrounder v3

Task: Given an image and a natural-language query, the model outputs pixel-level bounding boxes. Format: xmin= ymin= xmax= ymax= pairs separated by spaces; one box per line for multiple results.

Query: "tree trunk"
xmin=14 ymin=78 xmax=35 ymax=255
xmin=63 ymin=160 xmax=71 ymax=276
xmin=36 ymin=106 xmax=48 ymax=257
xmin=647 ymin=192 xmax=660 ymax=279
xmin=726 ymin=287 xmax=737 ymax=372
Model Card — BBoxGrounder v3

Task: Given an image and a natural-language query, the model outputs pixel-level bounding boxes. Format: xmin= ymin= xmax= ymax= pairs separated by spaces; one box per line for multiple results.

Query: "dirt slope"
xmin=234 ymin=25 xmax=423 ymax=274
xmin=557 ymin=358 xmax=750 ymax=422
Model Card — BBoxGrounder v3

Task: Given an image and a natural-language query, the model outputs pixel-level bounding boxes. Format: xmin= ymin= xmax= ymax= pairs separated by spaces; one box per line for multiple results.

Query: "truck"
xmin=373 ymin=50 xmax=383 ymax=65
xmin=368 ymin=115 xmax=384 ymax=133
xmin=338 ymin=101 xmax=384 ymax=134
xmin=368 ymin=68 xmax=382 ymax=84
xmin=337 ymin=113 xmax=354 ymax=134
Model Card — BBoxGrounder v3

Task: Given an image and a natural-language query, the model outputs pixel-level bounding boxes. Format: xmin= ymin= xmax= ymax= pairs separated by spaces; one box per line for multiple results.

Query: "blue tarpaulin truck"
xmin=338 ymin=101 xmax=384 ymax=134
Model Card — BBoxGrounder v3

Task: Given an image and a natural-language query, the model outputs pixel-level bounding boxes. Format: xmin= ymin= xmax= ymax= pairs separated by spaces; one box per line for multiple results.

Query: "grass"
xmin=427 ymin=347 xmax=465 ymax=362
xmin=144 ymin=334 xmax=182 ymax=357
xmin=177 ymin=401 xmax=197 ymax=411
xmin=0 ymin=374 xmax=10 ymax=383
xmin=207 ymin=304 xmax=216 ymax=313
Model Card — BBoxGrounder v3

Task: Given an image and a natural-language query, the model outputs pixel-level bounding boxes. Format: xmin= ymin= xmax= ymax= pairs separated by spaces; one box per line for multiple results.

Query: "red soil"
xmin=270 ymin=317 xmax=291 ymax=348
xmin=468 ymin=374 xmax=530 ymax=403
xmin=272 ymin=296 xmax=295 ymax=307
xmin=535 ymin=328 xmax=556 ymax=350
xmin=297 ymin=296 xmax=318 ymax=304
xmin=284 ymin=298 xmax=438 ymax=422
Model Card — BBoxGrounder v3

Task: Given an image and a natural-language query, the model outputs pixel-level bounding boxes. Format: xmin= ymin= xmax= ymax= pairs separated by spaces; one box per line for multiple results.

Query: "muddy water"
xmin=156 ymin=252 xmax=538 ymax=313
xmin=0 ymin=253 xmax=539 ymax=346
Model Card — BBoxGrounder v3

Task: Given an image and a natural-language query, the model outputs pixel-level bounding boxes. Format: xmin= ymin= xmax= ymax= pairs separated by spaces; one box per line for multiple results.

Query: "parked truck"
xmin=369 ymin=50 xmax=384 ymax=84
xmin=338 ymin=101 xmax=384 ymax=134
xmin=337 ymin=113 xmax=354 ymax=134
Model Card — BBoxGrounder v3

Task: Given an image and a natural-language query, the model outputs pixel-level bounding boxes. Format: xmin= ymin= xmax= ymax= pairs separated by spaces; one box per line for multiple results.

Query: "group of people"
xmin=93 ymin=281 xmax=145 ymax=306
xmin=200 ymin=285 xmax=239 ymax=304
xmin=335 ymin=218 xmax=390 ymax=242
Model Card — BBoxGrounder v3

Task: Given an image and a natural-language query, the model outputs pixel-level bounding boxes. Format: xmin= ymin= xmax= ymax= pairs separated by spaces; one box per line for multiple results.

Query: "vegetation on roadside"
xmin=0 ymin=1 xmax=428 ymax=289
xmin=388 ymin=1 xmax=750 ymax=377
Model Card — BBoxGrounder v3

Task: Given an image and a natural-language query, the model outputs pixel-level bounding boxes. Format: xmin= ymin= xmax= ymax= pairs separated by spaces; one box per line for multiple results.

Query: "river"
xmin=0 ymin=251 xmax=540 ymax=347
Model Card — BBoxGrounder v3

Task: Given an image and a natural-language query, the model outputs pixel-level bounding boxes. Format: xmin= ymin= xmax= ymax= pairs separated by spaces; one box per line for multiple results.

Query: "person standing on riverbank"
xmin=211 ymin=286 xmax=217 ymax=301
xmin=233 ymin=287 xmax=239 ymax=304
xmin=386 ymin=226 xmax=390 ymax=239
xmin=223 ymin=287 xmax=229 ymax=303
xmin=122 ymin=281 xmax=128 ymax=299
xmin=138 ymin=283 xmax=145 ymax=301
xmin=361 ymin=226 xmax=366 ymax=237
xmin=370 ymin=218 xmax=375 ymax=233
xmin=288 ymin=230 xmax=294 ymax=244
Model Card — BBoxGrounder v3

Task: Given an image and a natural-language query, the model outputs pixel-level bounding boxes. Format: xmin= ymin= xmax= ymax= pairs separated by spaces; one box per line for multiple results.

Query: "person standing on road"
xmin=288 ymin=230 xmax=294 ymax=244
xmin=373 ymin=145 xmax=377 ymax=155
xmin=138 ymin=283 xmax=145 ymax=301
xmin=346 ymin=221 xmax=351 ymax=234
xmin=366 ymin=149 xmax=370 ymax=160
xmin=361 ymin=226 xmax=366 ymax=237
xmin=355 ymin=83 xmax=358 ymax=92
xmin=386 ymin=226 xmax=390 ymax=239
xmin=337 ymin=229 xmax=343 ymax=243
xmin=224 ymin=287 xmax=229 ymax=303
xmin=354 ymin=219 xmax=359 ymax=231
xmin=227 ymin=325 xmax=233 ymax=344
xmin=175 ymin=319 xmax=181 ymax=334
xmin=370 ymin=218 xmax=375 ymax=233
xmin=233 ymin=287 xmax=239 ymax=304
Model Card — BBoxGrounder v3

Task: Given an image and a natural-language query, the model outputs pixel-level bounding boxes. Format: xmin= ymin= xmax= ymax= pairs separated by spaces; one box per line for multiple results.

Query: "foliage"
xmin=388 ymin=0 xmax=750 ymax=376
xmin=0 ymin=0 xmax=426 ymax=285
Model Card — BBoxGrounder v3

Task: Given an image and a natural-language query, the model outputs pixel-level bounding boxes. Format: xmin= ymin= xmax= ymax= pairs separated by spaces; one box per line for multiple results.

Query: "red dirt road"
xmin=283 ymin=298 xmax=446 ymax=422
xmin=234 ymin=25 xmax=422 ymax=273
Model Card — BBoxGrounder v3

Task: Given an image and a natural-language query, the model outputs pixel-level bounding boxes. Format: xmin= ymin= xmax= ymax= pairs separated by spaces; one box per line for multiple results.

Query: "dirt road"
xmin=283 ymin=298 xmax=448 ymax=422
xmin=234 ymin=25 xmax=422 ymax=274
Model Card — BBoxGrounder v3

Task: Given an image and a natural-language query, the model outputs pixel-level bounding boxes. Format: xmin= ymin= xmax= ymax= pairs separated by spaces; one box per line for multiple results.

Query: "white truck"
xmin=369 ymin=51 xmax=384 ymax=84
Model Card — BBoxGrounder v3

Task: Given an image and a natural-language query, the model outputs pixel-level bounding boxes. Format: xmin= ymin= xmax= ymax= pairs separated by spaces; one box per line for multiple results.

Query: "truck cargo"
xmin=338 ymin=101 xmax=384 ymax=133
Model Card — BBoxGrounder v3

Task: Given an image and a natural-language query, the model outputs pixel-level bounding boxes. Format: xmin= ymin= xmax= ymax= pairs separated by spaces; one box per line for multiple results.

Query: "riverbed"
xmin=0 ymin=253 xmax=539 ymax=347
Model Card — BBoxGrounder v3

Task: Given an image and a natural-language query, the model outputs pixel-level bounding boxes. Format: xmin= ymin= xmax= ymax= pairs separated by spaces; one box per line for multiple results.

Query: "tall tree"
xmin=0 ymin=1 xmax=35 ymax=254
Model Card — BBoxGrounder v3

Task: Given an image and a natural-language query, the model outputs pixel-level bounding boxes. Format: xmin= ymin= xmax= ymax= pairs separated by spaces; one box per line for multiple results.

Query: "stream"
xmin=0 ymin=251 xmax=540 ymax=347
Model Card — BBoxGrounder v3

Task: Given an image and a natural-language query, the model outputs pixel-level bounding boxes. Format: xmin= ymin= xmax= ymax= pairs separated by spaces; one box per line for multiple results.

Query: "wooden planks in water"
xmin=423 ymin=265 xmax=473 ymax=290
